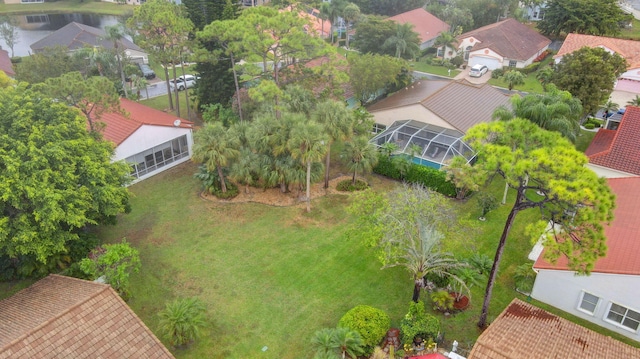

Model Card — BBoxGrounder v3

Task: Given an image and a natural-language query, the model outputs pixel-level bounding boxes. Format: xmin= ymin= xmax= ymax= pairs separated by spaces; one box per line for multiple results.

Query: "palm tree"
xmin=327 ymin=0 xmax=347 ymax=44
xmin=502 ymin=70 xmax=525 ymax=91
xmin=332 ymin=327 xmax=364 ymax=359
xmin=158 ymin=297 xmax=206 ymax=347
xmin=342 ymin=136 xmax=378 ymax=185
xmin=342 ymin=3 xmax=360 ymax=49
xmin=288 ymin=121 xmax=328 ymax=212
xmin=383 ymin=23 xmax=421 ymax=59
xmin=535 ymin=67 xmax=554 ymax=91
xmin=600 ymin=100 xmax=619 ymax=118
xmin=312 ymin=328 xmax=341 ymax=359
xmin=73 ymin=46 xmax=115 ymax=77
xmin=379 ymin=142 xmax=399 ymax=157
xmin=130 ymin=74 xmax=149 ymax=100
xmin=492 ymin=85 xmax=583 ymax=142
xmin=384 ymin=224 xmax=467 ymax=302
xmin=103 ymin=24 xmax=128 ymax=98
xmin=192 ymin=123 xmax=240 ymax=193
xmin=319 ymin=3 xmax=331 ymax=39
xmin=433 ymin=31 xmax=456 ymax=58
xmin=628 ymin=95 xmax=640 ymax=106
xmin=314 ymin=100 xmax=353 ymax=188
xmin=229 ymin=148 xmax=257 ymax=194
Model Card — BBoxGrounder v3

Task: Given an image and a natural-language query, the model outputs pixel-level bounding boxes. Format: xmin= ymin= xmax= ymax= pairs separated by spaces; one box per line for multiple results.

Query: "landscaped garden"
xmin=87 ymin=158 xmax=544 ymax=358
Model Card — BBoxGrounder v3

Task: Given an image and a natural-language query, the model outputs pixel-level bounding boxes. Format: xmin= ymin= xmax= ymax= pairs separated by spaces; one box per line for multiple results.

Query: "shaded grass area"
xmin=575 ymin=128 xmax=598 ymax=153
xmin=0 ymin=0 xmax=134 ymax=15
xmin=411 ymin=62 xmax=460 ymax=78
xmin=621 ymin=19 xmax=640 ymax=40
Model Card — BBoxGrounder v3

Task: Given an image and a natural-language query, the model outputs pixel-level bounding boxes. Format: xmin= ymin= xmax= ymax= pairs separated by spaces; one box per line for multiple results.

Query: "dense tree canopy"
xmin=14 ymin=46 xmax=84 ymax=85
xmin=0 ymin=85 xmax=130 ymax=264
xmin=552 ymin=47 xmax=626 ymax=116
xmin=537 ymin=0 xmax=631 ymax=37
xmin=348 ymin=53 xmax=407 ymax=104
xmin=352 ymin=15 xmax=397 ymax=56
xmin=464 ymin=119 xmax=616 ymax=327
xmin=350 ymin=0 xmax=423 ymax=16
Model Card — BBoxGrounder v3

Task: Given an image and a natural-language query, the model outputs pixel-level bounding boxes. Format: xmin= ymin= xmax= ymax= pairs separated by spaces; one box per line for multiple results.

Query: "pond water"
xmin=0 ymin=13 xmax=125 ymax=57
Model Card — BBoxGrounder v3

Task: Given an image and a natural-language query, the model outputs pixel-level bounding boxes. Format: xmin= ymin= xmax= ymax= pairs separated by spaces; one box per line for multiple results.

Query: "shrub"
xmin=476 ymin=192 xmax=499 ymax=218
xmin=450 ymin=55 xmax=464 ymax=68
xmin=159 ymin=297 xmax=207 ymax=347
xmin=430 ymin=290 xmax=454 ymax=312
xmin=373 ymin=154 xmax=457 ymax=197
xmin=491 ymin=68 xmax=504 ymax=78
xmin=400 ymin=301 xmax=440 ymax=345
xmin=336 ymin=179 xmax=369 ymax=192
xmin=424 ymin=271 xmax=450 ymax=289
xmin=10 ymin=57 xmax=21 ymax=64
xmin=521 ymin=62 xmax=540 ymax=74
xmin=467 ymin=253 xmax=493 ymax=276
xmin=210 ymin=181 xmax=239 ymax=199
xmin=584 ymin=123 xmax=595 ymax=129
xmin=339 ymin=305 xmax=391 ymax=355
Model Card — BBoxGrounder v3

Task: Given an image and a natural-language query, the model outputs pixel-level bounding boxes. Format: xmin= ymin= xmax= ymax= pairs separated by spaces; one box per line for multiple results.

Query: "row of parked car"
xmin=133 ymin=63 xmax=199 ymax=91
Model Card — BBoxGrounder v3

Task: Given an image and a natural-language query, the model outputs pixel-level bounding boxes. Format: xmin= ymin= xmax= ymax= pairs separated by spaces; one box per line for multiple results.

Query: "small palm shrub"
xmin=311 ymin=327 xmax=364 ymax=359
xmin=430 ymin=290 xmax=454 ymax=312
xmin=158 ymin=297 xmax=207 ymax=347
xmin=514 ymin=263 xmax=536 ymax=294
xmin=338 ymin=305 xmax=390 ymax=355
xmin=467 ymin=253 xmax=493 ymax=276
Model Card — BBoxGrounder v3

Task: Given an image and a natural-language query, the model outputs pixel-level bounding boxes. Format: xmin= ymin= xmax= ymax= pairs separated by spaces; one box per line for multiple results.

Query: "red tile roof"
xmin=0 ymin=50 xmax=14 ymax=77
xmin=458 ymin=18 xmax=551 ymax=61
xmin=556 ymin=33 xmax=640 ymax=69
xmin=0 ymin=274 xmax=175 ymax=359
xmin=587 ymin=106 xmax=640 ymax=175
xmin=388 ymin=8 xmax=449 ymax=43
xmin=99 ymin=99 xmax=193 ymax=146
xmin=469 ymin=299 xmax=640 ymax=359
xmin=535 ymin=177 xmax=640 ymax=275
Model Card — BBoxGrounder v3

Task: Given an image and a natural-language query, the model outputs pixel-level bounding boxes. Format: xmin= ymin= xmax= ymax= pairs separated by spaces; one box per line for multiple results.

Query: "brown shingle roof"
xmin=587 ymin=106 xmax=640 ymax=175
xmin=100 ymin=99 xmax=193 ymax=146
xmin=367 ymin=80 xmax=511 ymax=132
xmin=388 ymin=8 xmax=449 ymax=44
xmin=0 ymin=274 xmax=175 ymax=359
xmin=556 ymin=33 xmax=640 ymax=69
xmin=469 ymin=299 xmax=640 ymax=359
xmin=458 ymin=18 xmax=551 ymax=61
xmin=30 ymin=22 xmax=143 ymax=53
xmin=0 ymin=50 xmax=15 ymax=77
xmin=535 ymin=177 xmax=640 ymax=275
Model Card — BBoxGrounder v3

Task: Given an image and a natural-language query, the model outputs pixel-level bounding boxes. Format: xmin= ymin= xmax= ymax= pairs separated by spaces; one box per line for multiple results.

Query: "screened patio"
xmin=370 ymin=120 xmax=476 ymax=169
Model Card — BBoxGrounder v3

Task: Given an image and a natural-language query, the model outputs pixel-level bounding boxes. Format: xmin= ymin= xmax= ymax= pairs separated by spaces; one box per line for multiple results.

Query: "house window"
xmin=126 ymin=135 xmax=189 ymax=179
xmin=578 ymin=292 xmax=599 ymax=314
xmin=437 ymin=47 xmax=443 ymax=57
xmin=25 ymin=15 xmax=49 ymax=23
xmin=606 ymin=303 xmax=640 ymax=331
xmin=508 ymin=60 xmax=517 ymax=68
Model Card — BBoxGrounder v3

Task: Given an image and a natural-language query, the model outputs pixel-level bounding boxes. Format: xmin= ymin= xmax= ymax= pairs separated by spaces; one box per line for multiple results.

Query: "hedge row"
xmin=373 ymin=155 xmax=457 ymax=197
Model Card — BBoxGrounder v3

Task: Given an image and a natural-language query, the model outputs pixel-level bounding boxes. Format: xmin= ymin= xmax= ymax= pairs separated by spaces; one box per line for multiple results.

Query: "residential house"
xmin=445 ymin=18 xmax=551 ymax=70
xmin=0 ymin=50 xmax=15 ymax=78
xmin=100 ymin=99 xmax=194 ymax=183
xmin=524 ymin=2 xmax=547 ymax=21
xmin=531 ymin=176 xmax=640 ymax=341
xmin=367 ymin=80 xmax=508 ymax=169
xmin=0 ymin=274 xmax=175 ymax=358
xmin=30 ymin=22 xmax=149 ymax=64
xmin=555 ymin=33 xmax=640 ymax=94
xmin=388 ymin=8 xmax=450 ymax=50
xmin=468 ymin=299 xmax=640 ymax=358
xmin=585 ymin=106 xmax=640 ymax=177
xmin=367 ymin=79 xmax=510 ymax=133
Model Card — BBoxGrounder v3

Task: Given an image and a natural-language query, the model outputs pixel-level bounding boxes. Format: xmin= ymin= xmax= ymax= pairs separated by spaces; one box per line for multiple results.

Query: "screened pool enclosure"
xmin=370 ymin=120 xmax=476 ymax=169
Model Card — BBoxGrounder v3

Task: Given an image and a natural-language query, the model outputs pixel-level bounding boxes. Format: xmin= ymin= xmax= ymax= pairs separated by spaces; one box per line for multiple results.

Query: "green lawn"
xmin=91 ymin=159 xmax=578 ymax=358
xmin=575 ymin=128 xmax=598 ymax=152
xmin=621 ymin=19 xmax=640 ymax=40
xmin=0 ymin=0 xmax=134 ymax=15
xmin=411 ymin=62 xmax=460 ymax=78
xmin=488 ymin=73 xmax=544 ymax=93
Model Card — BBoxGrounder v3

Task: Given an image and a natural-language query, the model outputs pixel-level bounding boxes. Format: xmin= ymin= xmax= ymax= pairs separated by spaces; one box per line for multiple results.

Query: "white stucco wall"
xmin=531 ymin=269 xmax=640 ymax=341
xmin=114 ymin=125 xmax=192 ymax=161
xmin=469 ymin=48 xmax=503 ymax=70
xmin=587 ymin=163 xmax=637 ymax=178
xmin=371 ymin=105 xmax=455 ymax=129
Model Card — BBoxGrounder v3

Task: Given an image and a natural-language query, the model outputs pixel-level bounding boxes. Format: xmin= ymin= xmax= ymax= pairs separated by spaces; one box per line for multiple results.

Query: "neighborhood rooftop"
xmin=458 ymin=18 xmax=551 ymax=61
xmin=30 ymin=22 xmax=143 ymax=53
xmin=388 ymin=8 xmax=449 ymax=44
xmin=585 ymin=106 xmax=640 ymax=176
xmin=535 ymin=176 xmax=640 ymax=275
xmin=469 ymin=299 xmax=640 ymax=359
xmin=99 ymin=98 xmax=193 ymax=146
xmin=0 ymin=274 xmax=175 ymax=359
xmin=556 ymin=33 xmax=640 ymax=69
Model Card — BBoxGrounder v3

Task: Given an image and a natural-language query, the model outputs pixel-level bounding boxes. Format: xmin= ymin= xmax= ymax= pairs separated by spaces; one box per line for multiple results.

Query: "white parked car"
xmin=170 ymin=74 xmax=198 ymax=91
xmin=469 ymin=64 xmax=488 ymax=78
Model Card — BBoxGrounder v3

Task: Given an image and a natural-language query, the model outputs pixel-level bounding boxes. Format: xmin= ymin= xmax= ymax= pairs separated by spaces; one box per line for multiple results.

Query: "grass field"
xmin=0 ymin=0 xmax=134 ymax=15
xmin=89 ymin=159 xmax=558 ymax=358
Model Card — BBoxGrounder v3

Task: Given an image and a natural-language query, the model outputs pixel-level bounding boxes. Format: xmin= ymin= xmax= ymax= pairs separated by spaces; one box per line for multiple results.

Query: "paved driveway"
xmin=454 ymin=68 xmax=492 ymax=84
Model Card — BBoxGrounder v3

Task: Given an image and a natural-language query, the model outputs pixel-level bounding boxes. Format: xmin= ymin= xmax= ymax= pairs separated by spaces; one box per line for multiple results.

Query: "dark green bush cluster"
xmin=339 ymin=305 xmax=391 ymax=355
xmin=584 ymin=123 xmax=595 ymax=129
xmin=336 ymin=179 xmax=369 ymax=192
xmin=521 ymin=62 xmax=540 ymax=74
xmin=373 ymin=155 xmax=456 ymax=197
xmin=400 ymin=301 xmax=440 ymax=345
xmin=209 ymin=182 xmax=239 ymax=199
xmin=194 ymin=165 xmax=239 ymax=199
xmin=491 ymin=68 xmax=505 ymax=78
xmin=583 ymin=118 xmax=603 ymax=129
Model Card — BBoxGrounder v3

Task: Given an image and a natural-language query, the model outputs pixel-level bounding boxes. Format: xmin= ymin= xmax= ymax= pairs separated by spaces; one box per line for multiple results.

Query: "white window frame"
xmin=577 ymin=291 xmax=599 ymax=315
xmin=508 ymin=60 xmax=517 ymax=68
xmin=603 ymin=302 xmax=640 ymax=333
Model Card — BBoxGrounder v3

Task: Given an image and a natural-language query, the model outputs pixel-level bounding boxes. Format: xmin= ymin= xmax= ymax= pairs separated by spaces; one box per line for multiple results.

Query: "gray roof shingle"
xmin=30 ymin=22 xmax=143 ymax=53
